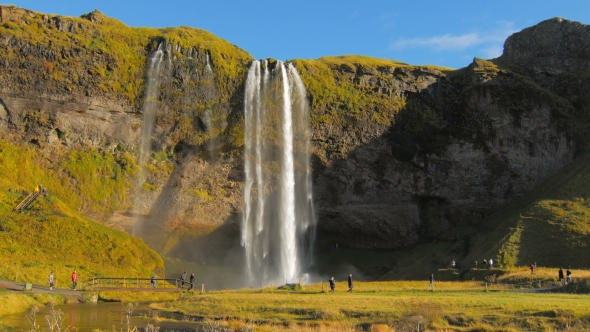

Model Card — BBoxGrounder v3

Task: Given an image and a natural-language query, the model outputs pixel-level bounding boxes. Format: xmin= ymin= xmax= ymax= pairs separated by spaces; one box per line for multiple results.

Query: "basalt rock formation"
xmin=0 ymin=7 xmax=588 ymax=264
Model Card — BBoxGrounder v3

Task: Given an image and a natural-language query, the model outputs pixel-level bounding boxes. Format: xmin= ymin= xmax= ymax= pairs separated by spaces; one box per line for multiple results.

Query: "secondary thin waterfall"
xmin=132 ymin=44 xmax=164 ymax=237
xmin=242 ymin=60 xmax=315 ymax=284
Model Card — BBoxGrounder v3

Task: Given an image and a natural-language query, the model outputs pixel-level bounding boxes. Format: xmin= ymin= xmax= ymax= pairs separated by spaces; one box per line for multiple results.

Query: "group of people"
xmin=473 ymin=258 xmax=494 ymax=269
xmin=179 ymin=270 xmax=196 ymax=290
xmin=47 ymin=270 xmax=79 ymax=290
xmin=328 ymin=274 xmax=353 ymax=292
xmin=450 ymin=259 xmax=495 ymax=270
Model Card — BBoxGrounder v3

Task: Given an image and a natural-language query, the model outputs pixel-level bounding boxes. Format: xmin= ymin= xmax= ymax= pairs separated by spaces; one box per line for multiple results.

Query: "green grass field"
xmin=147 ymin=279 xmax=590 ymax=331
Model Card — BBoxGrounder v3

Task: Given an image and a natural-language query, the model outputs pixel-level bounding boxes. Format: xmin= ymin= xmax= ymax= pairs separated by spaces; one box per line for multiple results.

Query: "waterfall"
xmin=205 ymin=50 xmax=212 ymax=74
xmin=132 ymin=44 xmax=164 ymax=237
xmin=242 ymin=60 xmax=316 ymax=284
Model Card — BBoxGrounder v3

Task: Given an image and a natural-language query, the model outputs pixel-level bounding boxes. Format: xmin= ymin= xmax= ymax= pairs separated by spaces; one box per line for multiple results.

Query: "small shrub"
xmin=278 ymin=283 xmax=301 ymax=291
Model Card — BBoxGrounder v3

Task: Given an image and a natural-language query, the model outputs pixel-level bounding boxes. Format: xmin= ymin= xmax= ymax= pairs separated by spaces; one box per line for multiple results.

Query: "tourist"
xmin=429 ymin=273 xmax=435 ymax=291
xmin=474 ymin=260 xmax=478 ymax=269
xmin=558 ymin=267 xmax=564 ymax=283
xmin=329 ymin=276 xmax=336 ymax=292
xmin=71 ymin=269 xmax=78 ymax=290
xmin=150 ymin=275 xmax=157 ymax=288
xmin=483 ymin=259 xmax=487 ymax=269
xmin=451 ymin=260 xmax=456 ymax=268
xmin=180 ymin=270 xmax=187 ymax=288
xmin=566 ymin=268 xmax=572 ymax=284
xmin=49 ymin=271 xmax=54 ymax=290
xmin=530 ymin=264 xmax=535 ymax=275
xmin=189 ymin=273 xmax=195 ymax=290
xmin=347 ymin=274 xmax=353 ymax=292
xmin=489 ymin=259 xmax=494 ymax=269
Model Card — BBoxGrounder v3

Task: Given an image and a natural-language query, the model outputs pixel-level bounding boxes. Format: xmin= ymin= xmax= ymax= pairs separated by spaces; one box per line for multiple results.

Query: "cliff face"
xmin=0 ymin=8 xmax=588 ymax=255
xmin=305 ymin=56 xmax=577 ymax=249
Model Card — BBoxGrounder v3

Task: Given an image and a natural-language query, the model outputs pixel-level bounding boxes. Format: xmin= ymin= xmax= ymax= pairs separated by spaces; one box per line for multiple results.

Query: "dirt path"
xmin=0 ymin=279 xmax=84 ymax=298
xmin=0 ymin=279 xmax=182 ymax=295
xmin=510 ymin=283 xmax=565 ymax=293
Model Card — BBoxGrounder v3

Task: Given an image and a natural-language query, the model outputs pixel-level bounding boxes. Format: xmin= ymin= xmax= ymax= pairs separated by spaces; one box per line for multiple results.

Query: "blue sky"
xmin=10 ymin=1 xmax=590 ymax=69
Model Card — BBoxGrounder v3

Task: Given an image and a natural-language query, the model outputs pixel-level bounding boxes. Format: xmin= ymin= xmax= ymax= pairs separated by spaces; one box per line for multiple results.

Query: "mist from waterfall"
xmin=242 ymin=60 xmax=316 ymax=285
xmin=132 ymin=44 xmax=164 ymax=237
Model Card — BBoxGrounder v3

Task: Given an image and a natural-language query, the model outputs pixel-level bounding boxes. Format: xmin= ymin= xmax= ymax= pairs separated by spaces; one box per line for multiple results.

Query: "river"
xmin=0 ymin=302 xmax=199 ymax=331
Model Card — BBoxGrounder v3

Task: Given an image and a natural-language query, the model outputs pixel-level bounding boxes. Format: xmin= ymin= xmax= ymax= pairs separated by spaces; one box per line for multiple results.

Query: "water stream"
xmin=0 ymin=302 xmax=198 ymax=332
xmin=132 ymin=44 xmax=164 ymax=237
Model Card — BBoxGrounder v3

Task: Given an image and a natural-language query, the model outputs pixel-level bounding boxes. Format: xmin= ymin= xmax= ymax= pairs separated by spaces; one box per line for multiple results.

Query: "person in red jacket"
xmin=72 ymin=270 xmax=78 ymax=290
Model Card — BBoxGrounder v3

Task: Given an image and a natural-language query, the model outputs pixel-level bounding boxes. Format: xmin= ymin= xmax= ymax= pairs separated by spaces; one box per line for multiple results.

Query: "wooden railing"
xmin=14 ymin=190 xmax=42 ymax=213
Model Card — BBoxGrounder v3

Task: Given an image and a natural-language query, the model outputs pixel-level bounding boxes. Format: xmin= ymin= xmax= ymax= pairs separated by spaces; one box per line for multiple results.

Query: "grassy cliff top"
xmin=0 ymin=6 xmax=253 ymax=104
xmin=314 ymin=54 xmax=453 ymax=71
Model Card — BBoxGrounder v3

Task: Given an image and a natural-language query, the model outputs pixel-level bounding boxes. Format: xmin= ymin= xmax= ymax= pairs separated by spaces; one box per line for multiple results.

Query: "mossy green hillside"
xmin=0 ymin=140 xmax=137 ymax=214
xmin=0 ymin=140 xmax=164 ymax=284
xmin=0 ymin=193 xmax=164 ymax=285
xmin=462 ymin=151 xmax=590 ymax=269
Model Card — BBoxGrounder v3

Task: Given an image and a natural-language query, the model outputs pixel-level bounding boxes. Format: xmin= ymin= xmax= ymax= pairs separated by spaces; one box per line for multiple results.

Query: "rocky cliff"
xmin=0 ymin=8 xmax=588 ymax=262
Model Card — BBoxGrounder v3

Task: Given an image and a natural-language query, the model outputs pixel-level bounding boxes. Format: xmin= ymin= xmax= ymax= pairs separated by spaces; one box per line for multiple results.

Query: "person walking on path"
xmin=180 ymin=271 xmax=187 ymax=288
xmin=474 ymin=260 xmax=478 ymax=269
xmin=451 ymin=260 xmax=456 ymax=269
xmin=429 ymin=273 xmax=435 ymax=291
xmin=347 ymin=274 xmax=353 ymax=292
xmin=558 ymin=268 xmax=564 ymax=284
xmin=566 ymin=269 xmax=572 ymax=284
xmin=483 ymin=259 xmax=487 ymax=269
xmin=189 ymin=273 xmax=195 ymax=290
xmin=150 ymin=275 xmax=157 ymax=288
xmin=530 ymin=264 xmax=535 ymax=275
xmin=329 ymin=276 xmax=336 ymax=292
xmin=49 ymin=271 xmax=54 ymax=290
xmin=489 ymin=259 xmax=494 ymax=269
xmin=71 ymin=270 xmax=78 ymax=290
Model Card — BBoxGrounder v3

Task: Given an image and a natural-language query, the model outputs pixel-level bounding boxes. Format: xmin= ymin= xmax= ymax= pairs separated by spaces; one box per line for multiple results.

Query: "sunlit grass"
xmin=148 ymin=279 xmax=590 ymax=331
xmin=0 ymin=291 xmax=68 ymax=318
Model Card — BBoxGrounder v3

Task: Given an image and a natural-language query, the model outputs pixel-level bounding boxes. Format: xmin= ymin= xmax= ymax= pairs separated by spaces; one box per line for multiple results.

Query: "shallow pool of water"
xmin=0 ymin=302 xmax=199 ymax=331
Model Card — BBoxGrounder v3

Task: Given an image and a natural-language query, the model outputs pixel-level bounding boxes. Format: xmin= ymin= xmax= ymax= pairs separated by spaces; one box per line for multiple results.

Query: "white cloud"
xmin=480 ymin=45 xmax=504 ymax=58
xmin=390 ymin=22 xmax=517 ymax=57
xmin=392 ymin=32 xmax=482 ymax=50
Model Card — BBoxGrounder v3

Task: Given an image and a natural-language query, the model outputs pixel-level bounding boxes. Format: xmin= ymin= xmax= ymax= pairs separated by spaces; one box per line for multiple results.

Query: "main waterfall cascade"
xmin=132 ymin=44 xmax=165 ymax=237
xmin=242 ymin=60 xmax=316 ymax=285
